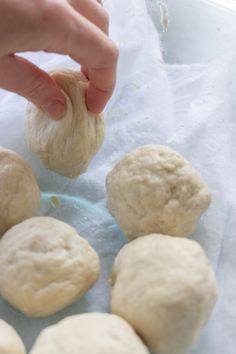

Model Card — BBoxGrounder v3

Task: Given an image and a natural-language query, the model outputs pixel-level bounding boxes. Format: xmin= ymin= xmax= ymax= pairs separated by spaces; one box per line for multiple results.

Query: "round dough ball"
xmin=0 ymin=217 xmax=100 ymax=317
xmin=110 ymin=234 xmax=218 ymax=354
xmin=106 ymin=144 xmax=211 ymax=240
xmin=0 ymin=319 xmax=26 ymax=354
xmin=30 ymin=313 xmax=149 ymax=354
xmin=25 ymin=70 xmax=104 ymax=178
xmin=0 ymin=147 xmax=40 ymax=237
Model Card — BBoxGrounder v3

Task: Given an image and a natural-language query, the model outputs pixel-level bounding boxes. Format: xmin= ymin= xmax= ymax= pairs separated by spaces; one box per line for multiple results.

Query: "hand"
xmin=0 ymin=0 xmax=118 ymax=118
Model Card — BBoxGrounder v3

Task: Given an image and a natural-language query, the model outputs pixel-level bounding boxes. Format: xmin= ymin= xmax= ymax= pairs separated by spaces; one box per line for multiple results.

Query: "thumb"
xmin=0 ymin=54 xmax=66 ymax=119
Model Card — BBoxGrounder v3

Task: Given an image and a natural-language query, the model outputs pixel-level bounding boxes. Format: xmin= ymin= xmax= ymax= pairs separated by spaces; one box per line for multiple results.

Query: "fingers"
xmin=0 ymin=0 xmax=118 ymax=115
xmin=70 ymin=27 xmax=118 ymax=113
xmin=70 ymin=0 xmax=109 ymax=83
xmin=70 ymin=15 xmax=118 ymax=113
xmin=69 ymin=0 xmax=109 ymax=34
xmin=43 ymin=2 xmax=118 ymax=113
xmin=87 ymin=65 xmax=116 ymax=113
xmin=0 ymin=55 xmax=66 ymax=119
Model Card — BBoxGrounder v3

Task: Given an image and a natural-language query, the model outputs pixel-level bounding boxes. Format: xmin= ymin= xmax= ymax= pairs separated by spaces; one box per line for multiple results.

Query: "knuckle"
xmin=106 ymin=41 xmax=119 ymax=64
xmin=37 ymin=1 xmax=70 ymax=50
xmin=98 ymin=40 xmax=119 ymax=68
xmin=41 ymin=0 xmax=66 ymax=24
xmin=91 ymin=38 xmax=119 ymax=68
xmin=99 ymin=7 xmax=109 ymax=29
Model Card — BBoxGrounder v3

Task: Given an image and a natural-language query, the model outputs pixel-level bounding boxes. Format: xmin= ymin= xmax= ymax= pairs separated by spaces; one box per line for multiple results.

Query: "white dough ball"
xmin=30 ymin=313 xmax=149 ymax=354
xmin=0 ymin=217 xmax=100 ymax=317
xmin=0 ymin=319 xmax=26 ymax=354
xmin=110 ymin=234 xmax=218 ymax=354
xmin=106 ymin=144 xmax=211 ymax=240
xmin=25 ymin=70 xmax=104 ymax=178
xmin=0 ymin=147 xmax=40 ymax=237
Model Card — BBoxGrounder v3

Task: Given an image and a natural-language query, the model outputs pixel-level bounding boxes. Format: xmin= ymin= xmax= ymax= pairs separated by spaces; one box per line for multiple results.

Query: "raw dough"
xmin=110 ymin=234 xmax=218 ymax=354
xmin=106 ymin=144 xmax=211 ymax=240
xmin=0 ymin=147 xmax=40 ymax=237
xmin=25 ymin=70 xmax=104 ymax=178
xmin=0 ymin=217 xmax=100 ymax=317
xmin=0 ymin=319 xmax=26 ymax=354
xmin=30 ymin=313 xmax=149 ymax=354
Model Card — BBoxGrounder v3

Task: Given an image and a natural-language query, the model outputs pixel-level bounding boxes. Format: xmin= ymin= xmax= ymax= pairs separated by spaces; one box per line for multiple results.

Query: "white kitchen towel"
xmin=0 ymin=0 xmax=235 ymax=353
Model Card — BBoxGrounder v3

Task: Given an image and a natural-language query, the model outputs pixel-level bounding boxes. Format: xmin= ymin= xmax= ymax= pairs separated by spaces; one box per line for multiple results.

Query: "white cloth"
xmin=0 ymin=0 xmax=235 ymax=353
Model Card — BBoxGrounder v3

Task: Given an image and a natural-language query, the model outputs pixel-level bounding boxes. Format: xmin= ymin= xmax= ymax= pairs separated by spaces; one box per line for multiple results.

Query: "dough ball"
xmin=106 ymin=144 xmax=211 ymax=240
xmin=0 ymin=217 xmax=100 ymax=317
xmin=30 ymin=313 xmax=149 ymax=354
xmin=25 ymin=70 xmax=104 ymax=178
xmin=0 ymin=147 xmax=40 ymax=237
xmin=110 ymin=234 xmax=218 ymax=354
xmin=0 ymin=319 xmax=26 ymax=354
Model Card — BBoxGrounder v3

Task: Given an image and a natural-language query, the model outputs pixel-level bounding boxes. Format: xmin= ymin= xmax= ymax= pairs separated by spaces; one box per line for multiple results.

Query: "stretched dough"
xmin=25 ymin=70 xmax=104 ymax=178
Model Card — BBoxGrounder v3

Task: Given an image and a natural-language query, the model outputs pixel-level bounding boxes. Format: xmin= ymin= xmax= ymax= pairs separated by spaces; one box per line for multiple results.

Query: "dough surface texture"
xmin=110 ymin=234 xmax=218 ymax=354
xmin=30 ymin=313 xmax=149 ymax=354
xmin=0 ymin=217 xmax=100 ymax=317
xmin=0 ymin=319 xmax=26 ymax=354
xmin=0 ymin=147 xmax=40 ymax=237
xmin=25 ymin=70 xmax=104 ymax=178
xmin=106 ymin=144 xmax=211 ymax=240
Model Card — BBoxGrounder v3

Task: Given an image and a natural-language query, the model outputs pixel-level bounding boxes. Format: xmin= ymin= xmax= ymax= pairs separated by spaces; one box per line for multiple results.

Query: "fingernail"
xmin=42 ymin=99 xmax=66 ymax=120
